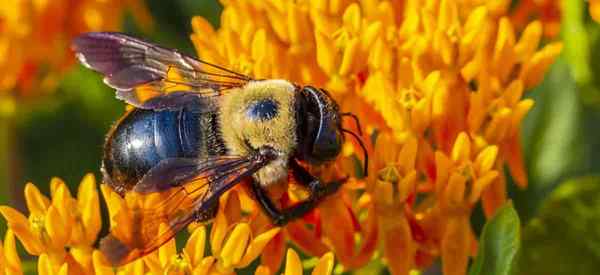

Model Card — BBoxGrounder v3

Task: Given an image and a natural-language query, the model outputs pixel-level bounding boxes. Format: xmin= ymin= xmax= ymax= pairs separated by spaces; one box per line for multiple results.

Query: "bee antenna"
xmin=341 ymin=128 xmax=369 ymax=177
xmin=340 ymin=112 xmax=363 ymax=136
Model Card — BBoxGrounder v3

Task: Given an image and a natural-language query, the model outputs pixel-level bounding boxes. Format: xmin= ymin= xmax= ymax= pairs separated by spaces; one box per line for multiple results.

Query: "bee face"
xmin=296 ymin=86 xmax=343 ymax=164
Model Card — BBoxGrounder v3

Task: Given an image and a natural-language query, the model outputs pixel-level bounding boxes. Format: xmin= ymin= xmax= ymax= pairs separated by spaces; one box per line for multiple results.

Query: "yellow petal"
xmin=338 ymin=37 xmax=359 ymax=76
xmin=4 ymin=230 xmax=22 ymax=275
xmin=484 ymin=107 xmax=512 ymax=143
xmin=445 ymin=173 xmax=467 ymax=206
xmin=193 ymin=256 xmax=216 ymax=275
xmin=57 ymin=262 xmax=68 ymax=275
xmin=50 ymin=178 xmax=66 ymax=197
xmin=509 ymin=99 xmax=534 ymax=137
xmin=255 ymin=265 xmax=272 ymax=275
xmin=24 ymin=183 xmax=50 ymax=216
xmin=78 ymin=174 xmax=100 ymax=244
xmin=92 ymin=250 xmax=114 ymax=275
xmin=315 ymin=31 xmax=338 ymax=75
xmin=100 ymin=184 xmax=124 ymax=224
xmin=46 ymin=205 xmax=71 ymax=247
xmin=219 ymin=223 xmax=251 ymax=268
xmin=398 ymin=136 xmax=418 ymax=174
xmin=343 ymin=3 xmax=361 ymax=34
xmin=38 ymin=253 xmax=52 ymax=275
xmin=514 ymin=20 xmax=542 ymax=62
xmin=493 ymin=17 xmax=516 ymax=81
xmin=461 ymin=7 xmax=488 ymax=51
xmin=412 ymin=97 xmax=432 ymax=134
xmin=474 ymin=146 xmax=498 ymax=174
xmin=0 ymin=206 xmax=43 ymax=255
xmin=287 ymin=3 xmax=310 ymax=45
xmin=185 ymin=226 xmax=207 ymax=267
xmin=159 ymin=224 xmax=177 ymax=267
xmin=361 ymin=21 xmax=382 ymax=50
xmin=398 ymin=170 xmax=417 ymax=202
xmin=251 ymin=29 xmax=267 ymax=61
xmin=210 ymin=211 xmax=228 ymax=255
xmin=77 ymin=174 xmax=96 ymax=203
xmin=451 ymin=132 xmax=471 ymax=163
xmin=283 ymin=249 xmax=302 ymax=275
xmin=469 ymin=171 xmax=499 ymax=204
xmin=370 ymin=38 xmax=393 ymax=73
xmin=51 ymin=182 xmax=75 ymax=231
xmin=503 ymin=80 xmax=524 ymax=107
xmin=312 ymin=252 xmax=334 ymax=275
xmin=238 ymin=227 xmax=281 ymax=267
xmin=520 ymin=42 xmax=563 ymax=89
xmin=438 ymin=0 xmax=459 ymax=33
xmin=435 ymin=151 xmax=451 ymax=194
xmin=191 ymin=16 xmax=216 ymax=38
xmin=143 ymin=251 xmax=162 ymax=272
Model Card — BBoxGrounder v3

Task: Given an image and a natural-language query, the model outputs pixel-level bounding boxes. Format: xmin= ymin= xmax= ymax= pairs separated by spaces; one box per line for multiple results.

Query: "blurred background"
xmin=1 ymin=0 xmax=600 ymax=274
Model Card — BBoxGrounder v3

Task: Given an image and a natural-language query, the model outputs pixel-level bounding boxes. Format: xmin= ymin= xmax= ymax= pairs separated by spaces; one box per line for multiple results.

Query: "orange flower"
xmin=190 ymin=1 xmax=561 ymax=274
xmin=0 ymin=0 xmax=152 ymax=105
xmin=0 ymin=175 xmax=101 ymax=274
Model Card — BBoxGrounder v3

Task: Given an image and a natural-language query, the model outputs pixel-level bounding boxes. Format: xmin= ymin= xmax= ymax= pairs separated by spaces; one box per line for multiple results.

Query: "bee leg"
xmin=251 ymin=161 xmax=345 ymax=226
xmin=193 ymin=201 xmax=219 ymax=223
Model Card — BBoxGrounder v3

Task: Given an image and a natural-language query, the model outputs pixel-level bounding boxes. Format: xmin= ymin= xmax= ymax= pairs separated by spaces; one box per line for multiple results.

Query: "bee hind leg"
xmin=251 ymin=160 xmax=346 ymax=226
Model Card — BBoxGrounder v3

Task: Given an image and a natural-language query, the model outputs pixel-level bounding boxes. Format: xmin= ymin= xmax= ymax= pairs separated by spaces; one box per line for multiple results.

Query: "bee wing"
xmin=72 ymin=32 xmax=252 ymax=109
xmin=99 ymin=154 xmax=269 ymax=266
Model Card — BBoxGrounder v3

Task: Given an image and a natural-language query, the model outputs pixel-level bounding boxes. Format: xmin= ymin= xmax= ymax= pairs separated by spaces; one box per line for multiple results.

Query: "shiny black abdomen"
xmin=102 ymin=105 xmax=223 ymax=194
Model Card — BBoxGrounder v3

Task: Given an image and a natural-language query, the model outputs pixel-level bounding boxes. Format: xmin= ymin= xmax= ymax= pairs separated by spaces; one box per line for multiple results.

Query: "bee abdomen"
xmin=102 ymin=106 xmax=204 ymax=194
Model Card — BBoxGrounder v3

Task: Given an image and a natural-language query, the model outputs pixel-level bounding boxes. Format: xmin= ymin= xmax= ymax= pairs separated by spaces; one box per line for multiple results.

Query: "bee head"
xmin=296 ymin=86 xmax=344 ymax=164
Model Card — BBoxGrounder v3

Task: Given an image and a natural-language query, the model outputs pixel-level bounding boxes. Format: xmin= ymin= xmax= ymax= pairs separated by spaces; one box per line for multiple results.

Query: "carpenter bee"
xmin=72 ymin=32 xmax=367 ymax=266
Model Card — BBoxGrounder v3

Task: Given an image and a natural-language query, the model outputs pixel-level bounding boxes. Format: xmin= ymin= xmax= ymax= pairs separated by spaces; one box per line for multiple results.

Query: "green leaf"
xmin=514 ymin=58 xmax=586 ymax=222
xmin=518 ymin=176 xmax=600 ymax=275
xmin=468 ymin=202 xmax=521 ymax=275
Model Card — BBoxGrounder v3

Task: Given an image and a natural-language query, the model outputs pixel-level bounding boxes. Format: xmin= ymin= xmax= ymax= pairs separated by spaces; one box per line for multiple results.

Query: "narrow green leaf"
xmin=468 ymin=202 xmax=521 ymax=275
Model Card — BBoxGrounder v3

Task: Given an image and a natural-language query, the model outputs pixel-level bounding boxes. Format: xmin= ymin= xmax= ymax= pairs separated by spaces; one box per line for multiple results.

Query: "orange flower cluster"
xmin=0 ymin=176 xmax=336 ymax=275
xmin=0 ymin=0 xmax=152 ymax=102
xmin=190 ymin=0 xmax=561 ymax=274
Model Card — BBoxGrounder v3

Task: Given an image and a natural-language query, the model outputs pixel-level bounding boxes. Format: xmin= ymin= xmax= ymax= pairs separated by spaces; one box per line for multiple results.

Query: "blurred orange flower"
xmin=0 ymin=0 xmax=152 ymax=103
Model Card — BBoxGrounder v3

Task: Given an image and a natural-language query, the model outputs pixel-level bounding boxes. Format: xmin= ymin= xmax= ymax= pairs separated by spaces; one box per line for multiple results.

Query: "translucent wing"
xmin=99 ymin=153 xmax=272 ymax=266
xmin=72 ymin=32 xmax=252 ymax=108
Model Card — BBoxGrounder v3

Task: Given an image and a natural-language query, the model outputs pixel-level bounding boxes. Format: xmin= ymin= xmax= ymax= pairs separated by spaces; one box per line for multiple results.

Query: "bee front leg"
xmin=251 ymin=160 xmax=345 ymax=226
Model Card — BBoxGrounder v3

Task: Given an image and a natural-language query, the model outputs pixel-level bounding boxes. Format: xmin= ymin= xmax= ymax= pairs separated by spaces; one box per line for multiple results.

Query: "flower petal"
xmin=283 ymin=249 xmax=302 ymax=275
xmin=0 ymin=206 xmax=43 ymax=255
xmin=238 ymin=227 xmax=280 ymax=267
xmin=92 ymin=250 xmax=114 ymax=275
xmin=219 ymin=223 xmax=251 ymax=268
xmin=4 ymin=230 xmax=22 ymax=275
xmin=185 ymin=226 xmax=207 ymax=267
xmin=255 ymin=265 xmax=272 ymax=275
xmin=45 ymin=205 xmax=70 ymax=248
xmin=24 ymin=183 xmax=50 ymax=216
xmin=311 ymin=252 xmax=334 ymax=275
xmin=158 ymin=224 xmax=177 ymax=267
